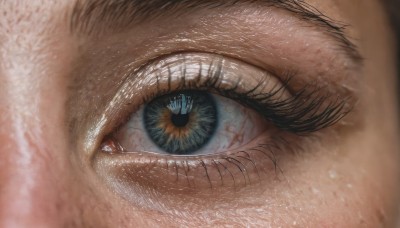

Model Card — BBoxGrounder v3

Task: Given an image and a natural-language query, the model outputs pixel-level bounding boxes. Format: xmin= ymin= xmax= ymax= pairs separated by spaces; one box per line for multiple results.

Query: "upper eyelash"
xmin=220 ymin=82 xmax=350 ymax=133
xmin=142 ymin=60 xmax=351 ymax=134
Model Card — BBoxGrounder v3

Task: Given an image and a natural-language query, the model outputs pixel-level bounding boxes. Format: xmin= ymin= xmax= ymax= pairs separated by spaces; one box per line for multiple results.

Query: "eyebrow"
xmin=70 ymin=0 xmax=362 ymax=62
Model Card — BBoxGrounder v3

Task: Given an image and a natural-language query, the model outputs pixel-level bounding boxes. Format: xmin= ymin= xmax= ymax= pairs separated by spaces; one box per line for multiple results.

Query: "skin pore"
xmin=0 ymin=0 xmax=399 ymax=227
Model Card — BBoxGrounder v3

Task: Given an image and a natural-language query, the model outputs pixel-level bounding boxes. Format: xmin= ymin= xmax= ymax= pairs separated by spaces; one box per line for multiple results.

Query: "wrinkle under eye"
xmin=144 ymin=91 xmax=218 ymax=155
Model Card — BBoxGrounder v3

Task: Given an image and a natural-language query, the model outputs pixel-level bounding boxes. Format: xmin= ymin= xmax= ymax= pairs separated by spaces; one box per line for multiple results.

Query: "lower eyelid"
xmin=94 ymin=131 xmax=296 ymax=198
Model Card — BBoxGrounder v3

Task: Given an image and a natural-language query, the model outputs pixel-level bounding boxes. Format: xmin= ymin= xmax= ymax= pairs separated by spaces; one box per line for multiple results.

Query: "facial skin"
xmin=0 ymin=0 xmax=399 ymax=227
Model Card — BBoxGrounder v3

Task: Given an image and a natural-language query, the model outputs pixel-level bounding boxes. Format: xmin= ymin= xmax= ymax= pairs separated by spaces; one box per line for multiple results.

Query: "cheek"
xmin=269 ymin=139 xmax=400 ymax=227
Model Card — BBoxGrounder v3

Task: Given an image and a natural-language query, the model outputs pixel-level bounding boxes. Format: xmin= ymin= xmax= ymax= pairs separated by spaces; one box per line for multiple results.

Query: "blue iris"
xmin=144 ymin=91 xmax=218 ymax=155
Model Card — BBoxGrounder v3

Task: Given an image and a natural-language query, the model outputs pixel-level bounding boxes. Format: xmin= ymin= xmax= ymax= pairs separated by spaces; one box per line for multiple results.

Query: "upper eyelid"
xmin=68 ymin=5 xmax=363 ymax=154
xmin=70 ymin=0 xmax=362 ymax=64
xmin=102 ymin=53 xmax=351 ymax=138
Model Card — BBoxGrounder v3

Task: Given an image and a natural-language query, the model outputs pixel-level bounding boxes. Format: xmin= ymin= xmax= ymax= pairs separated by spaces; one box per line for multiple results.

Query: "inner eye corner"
xmin=98 ymin=135 xmax=124 ymax=154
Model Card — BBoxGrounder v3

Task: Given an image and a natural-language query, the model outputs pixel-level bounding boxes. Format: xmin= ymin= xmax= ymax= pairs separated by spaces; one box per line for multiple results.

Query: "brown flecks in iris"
xmin=157 ymin=108 xmax=197 ymax=141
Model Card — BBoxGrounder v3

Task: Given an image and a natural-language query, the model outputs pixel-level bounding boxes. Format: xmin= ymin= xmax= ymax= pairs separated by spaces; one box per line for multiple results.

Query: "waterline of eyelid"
xmin=95 ymin=132 xmax=295 ymax=195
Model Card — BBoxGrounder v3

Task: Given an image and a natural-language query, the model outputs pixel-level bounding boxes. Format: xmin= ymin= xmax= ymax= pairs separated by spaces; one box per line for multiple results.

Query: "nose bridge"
xmin=0 ymin=5 xmax=73 ymax=226
xmin=0 ymin=62 xmax=72 ymax=227
xmin=0 ymin=62 xmax=70 ymax=228
xmin=0 ymin=126 xmax=66 ymax=227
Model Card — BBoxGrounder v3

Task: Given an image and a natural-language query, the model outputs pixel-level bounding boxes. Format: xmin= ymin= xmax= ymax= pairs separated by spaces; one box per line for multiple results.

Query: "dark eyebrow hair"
xmin=70 ymin=0 xmax=362 ymax=62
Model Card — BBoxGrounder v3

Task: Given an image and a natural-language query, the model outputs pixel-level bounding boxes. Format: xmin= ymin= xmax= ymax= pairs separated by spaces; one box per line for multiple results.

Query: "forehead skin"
xmin=0 ymin=0 xmax=399 ymax=227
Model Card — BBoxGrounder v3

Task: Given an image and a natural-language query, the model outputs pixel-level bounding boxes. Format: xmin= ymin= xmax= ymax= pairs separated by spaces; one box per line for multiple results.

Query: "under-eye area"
xmin=93 ymin=52 xmax=352 ymax=199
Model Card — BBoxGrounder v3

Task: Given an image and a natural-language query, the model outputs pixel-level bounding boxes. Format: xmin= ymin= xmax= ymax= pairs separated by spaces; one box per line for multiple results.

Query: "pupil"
xmin=171 ymin=113 xmax=190 ymax=127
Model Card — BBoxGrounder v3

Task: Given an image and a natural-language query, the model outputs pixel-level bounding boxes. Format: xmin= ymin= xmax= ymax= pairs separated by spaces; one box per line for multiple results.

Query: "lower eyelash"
xmin=104 ymin=134 xmax=299 ymax=192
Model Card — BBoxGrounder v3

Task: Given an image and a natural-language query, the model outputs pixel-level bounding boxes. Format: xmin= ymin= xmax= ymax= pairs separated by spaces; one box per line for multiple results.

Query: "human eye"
xmin=65 ymin=1 xmax=365 ymax=216
xmin=94 ymin=52 xmax=348 ymax=197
